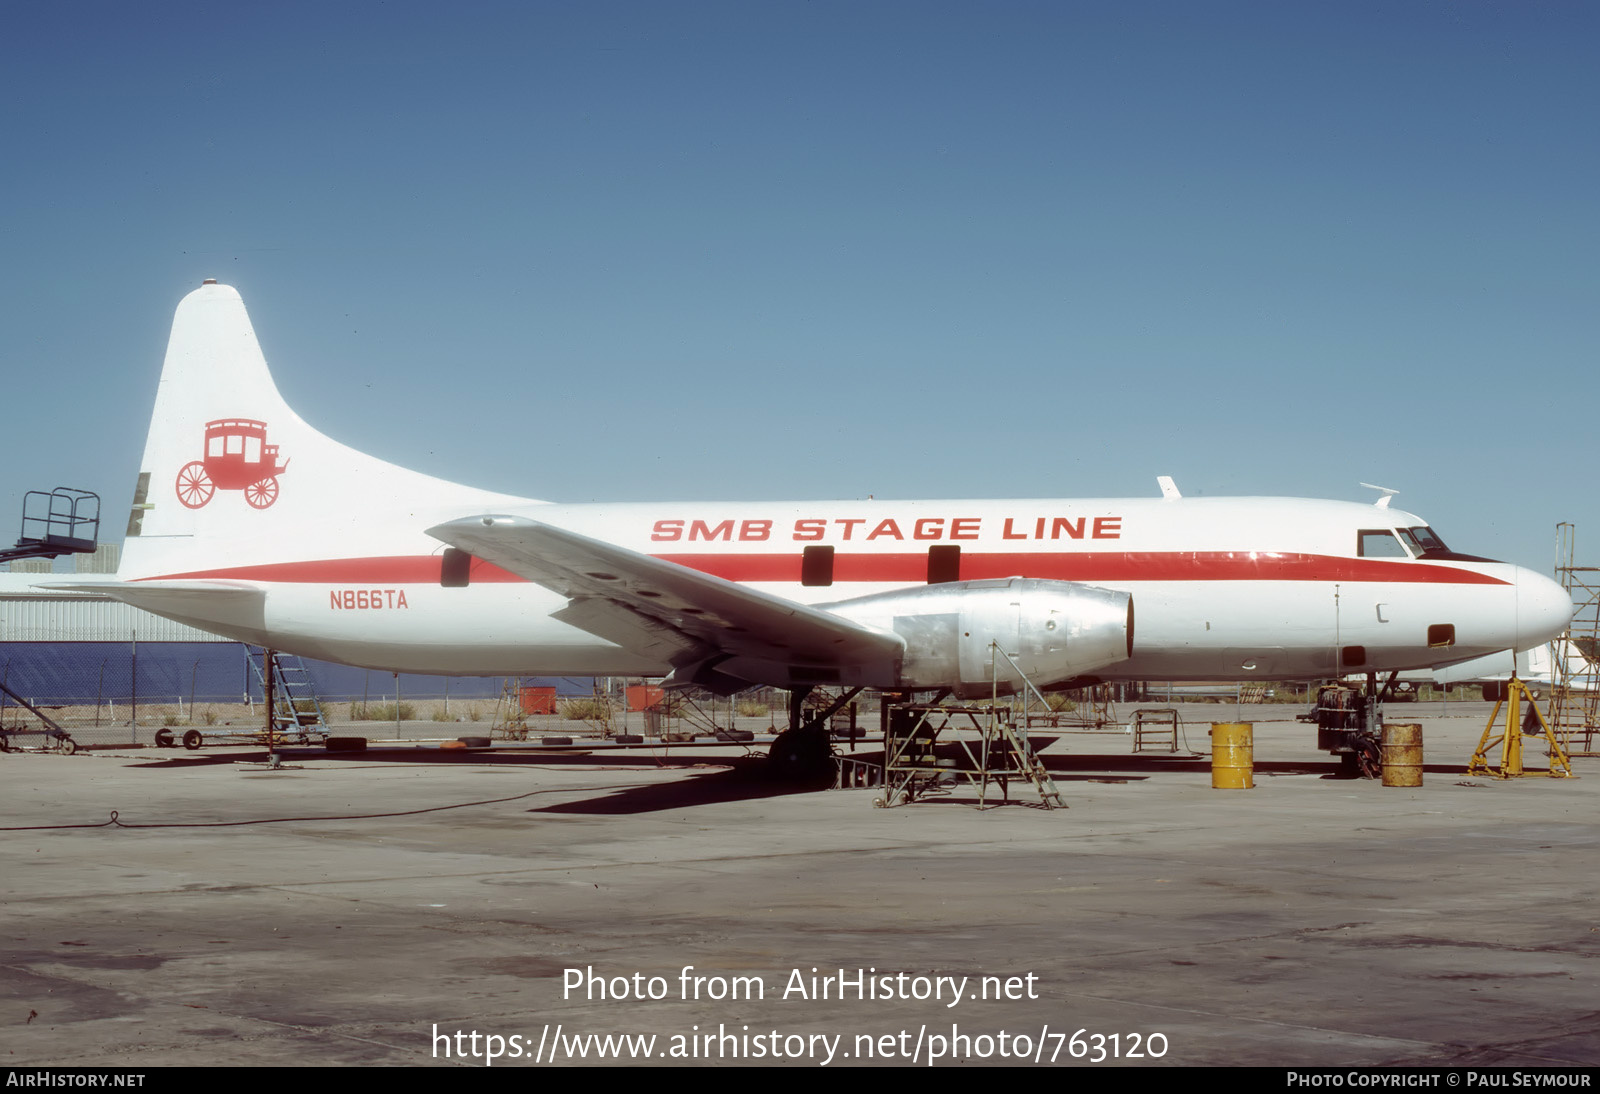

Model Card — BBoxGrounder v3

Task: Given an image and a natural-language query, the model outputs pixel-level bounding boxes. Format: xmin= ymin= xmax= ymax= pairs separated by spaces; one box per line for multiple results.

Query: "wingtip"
xmin=427 ymin=514 xmax=537 ymax=543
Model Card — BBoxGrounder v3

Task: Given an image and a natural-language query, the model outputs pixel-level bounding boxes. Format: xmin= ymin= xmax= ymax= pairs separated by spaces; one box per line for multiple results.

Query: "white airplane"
xmin=64 ymin=281 xmax=1576 ymax=763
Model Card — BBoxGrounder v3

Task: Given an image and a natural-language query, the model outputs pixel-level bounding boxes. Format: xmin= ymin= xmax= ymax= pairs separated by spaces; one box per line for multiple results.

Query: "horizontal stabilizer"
xmin=38 ymin=579 xmax=266 ymax=610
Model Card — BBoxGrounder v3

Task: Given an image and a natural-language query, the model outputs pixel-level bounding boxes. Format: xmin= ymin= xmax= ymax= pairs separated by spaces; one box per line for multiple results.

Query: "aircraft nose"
xmin=1515 ymin=568 xmax=1575 ymax=647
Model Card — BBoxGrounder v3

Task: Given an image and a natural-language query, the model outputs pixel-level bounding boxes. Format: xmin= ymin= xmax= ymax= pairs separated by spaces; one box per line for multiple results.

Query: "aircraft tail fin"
xmin=120 ymin=281 xmax=535 ymax=580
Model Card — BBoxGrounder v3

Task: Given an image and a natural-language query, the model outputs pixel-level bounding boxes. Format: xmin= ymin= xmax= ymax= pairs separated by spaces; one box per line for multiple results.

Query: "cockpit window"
xmin=1407 ymin=526 xmax=1449 ymax=553
xmin=1395 ymin=525 xmax=1501 ymax=564
xmin=1359 ymin=530 xmax=1410 ymax=558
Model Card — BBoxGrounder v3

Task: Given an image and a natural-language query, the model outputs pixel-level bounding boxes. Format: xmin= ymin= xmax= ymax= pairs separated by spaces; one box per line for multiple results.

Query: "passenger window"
xmin=927 ymin=545 xmax=961 ymax=584
xmin=1358 ymin=531 xmax=1408 ymax=558
xmin=801 ymin=545 xmax=834 ymax=587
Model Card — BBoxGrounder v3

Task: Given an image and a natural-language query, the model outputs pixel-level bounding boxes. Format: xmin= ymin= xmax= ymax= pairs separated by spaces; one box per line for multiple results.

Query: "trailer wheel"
xmin=155 ymin=729 xmax=175 ymax=748
xmin=182 ymin=729 xmax=203 ymax=750
xmin=59 ymin=737 xmax=77 ymax=755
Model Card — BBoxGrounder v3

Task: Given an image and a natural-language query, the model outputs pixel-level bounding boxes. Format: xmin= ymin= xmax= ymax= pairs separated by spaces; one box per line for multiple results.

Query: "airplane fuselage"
xmin=134 ymin=494 xmax=1569 ymax=685
xmin=79 ymin=283 xmax=1572 ymax=698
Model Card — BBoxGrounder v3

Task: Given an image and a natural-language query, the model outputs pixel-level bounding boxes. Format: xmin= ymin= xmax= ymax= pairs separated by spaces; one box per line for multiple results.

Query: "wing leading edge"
xmin=426 ymin=515 xmax=905 ymax=691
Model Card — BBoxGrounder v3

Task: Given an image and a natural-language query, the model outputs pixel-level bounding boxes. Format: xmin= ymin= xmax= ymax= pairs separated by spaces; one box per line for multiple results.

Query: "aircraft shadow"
xmin=529 ymin=758 xmax=827 ymax=814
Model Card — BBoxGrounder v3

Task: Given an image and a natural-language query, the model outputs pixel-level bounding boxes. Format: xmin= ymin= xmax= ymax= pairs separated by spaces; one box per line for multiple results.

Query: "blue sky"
xmin=2 ymin=1 xmax=1595 ymax=571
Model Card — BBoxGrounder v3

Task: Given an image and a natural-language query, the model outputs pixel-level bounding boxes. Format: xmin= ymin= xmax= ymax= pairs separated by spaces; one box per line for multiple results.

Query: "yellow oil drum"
xmin=1211 ymin=723 xmax=1253 ymax=789
xmin=1381 ymin=723 xmax=1423 ymax=787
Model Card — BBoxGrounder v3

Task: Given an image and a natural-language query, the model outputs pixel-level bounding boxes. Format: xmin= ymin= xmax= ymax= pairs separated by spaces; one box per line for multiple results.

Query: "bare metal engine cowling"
xmin=821 ymin=577 xmax=1133 ymax=698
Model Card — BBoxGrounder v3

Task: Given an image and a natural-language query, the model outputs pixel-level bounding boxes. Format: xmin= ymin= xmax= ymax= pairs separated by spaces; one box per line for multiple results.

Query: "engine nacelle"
xmin=822 ymin=578 xmax=1133 ymax=698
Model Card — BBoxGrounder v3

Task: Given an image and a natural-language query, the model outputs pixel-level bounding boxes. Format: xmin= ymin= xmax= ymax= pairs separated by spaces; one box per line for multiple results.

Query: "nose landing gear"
xmin=1299 ymin=671 xmax=1397 ymax=778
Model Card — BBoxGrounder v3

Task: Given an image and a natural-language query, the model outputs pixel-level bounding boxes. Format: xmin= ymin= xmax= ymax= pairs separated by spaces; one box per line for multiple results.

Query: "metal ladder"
xmin=249 ymin=650 xmax=330 ymax=743
xmin=989 ymin=713 xmax=1065 ymax=808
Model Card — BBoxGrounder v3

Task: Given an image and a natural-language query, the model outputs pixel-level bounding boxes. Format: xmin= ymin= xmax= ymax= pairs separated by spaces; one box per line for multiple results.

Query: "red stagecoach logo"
xmin=175 ymin=419 xmax=289 ymax=510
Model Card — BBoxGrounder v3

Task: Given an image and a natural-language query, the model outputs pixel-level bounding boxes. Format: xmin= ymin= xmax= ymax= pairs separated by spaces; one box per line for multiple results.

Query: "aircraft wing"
xmin=427 ymin=515 xmax=905 ymax=684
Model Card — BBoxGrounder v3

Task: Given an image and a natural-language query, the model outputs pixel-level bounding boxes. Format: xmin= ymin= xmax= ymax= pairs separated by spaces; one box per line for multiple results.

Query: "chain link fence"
xmin=0 ymin=641 xmax=578 ymax=749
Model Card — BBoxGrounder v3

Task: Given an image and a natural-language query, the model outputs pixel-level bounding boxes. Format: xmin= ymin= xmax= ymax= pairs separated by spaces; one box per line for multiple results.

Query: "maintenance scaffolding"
xmin=1551 ymin=524 xmax=1600 ymax=756
xmin=875 ymin=643 xmax=1066 ymax=809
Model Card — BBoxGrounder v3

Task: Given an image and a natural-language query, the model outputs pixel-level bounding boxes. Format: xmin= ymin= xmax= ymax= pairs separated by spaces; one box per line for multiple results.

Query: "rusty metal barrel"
xmin=1381 ymin=722 xmax=1424 ymax=787
xmin=1211 ymin=722 xmax=1254 ymax=789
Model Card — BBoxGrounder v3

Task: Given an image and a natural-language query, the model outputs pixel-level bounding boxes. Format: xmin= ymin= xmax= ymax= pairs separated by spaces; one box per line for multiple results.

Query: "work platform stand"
xmin=1551 ymin=523 xmax=1599 ymax=756
xmin=0 ymin=488 xmax=100 ymax=754
xmin=878 ymin=701 xmax=1065 ymax=809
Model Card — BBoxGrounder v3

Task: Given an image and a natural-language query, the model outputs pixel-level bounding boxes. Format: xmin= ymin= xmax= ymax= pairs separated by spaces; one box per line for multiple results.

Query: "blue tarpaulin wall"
xmin=0 ymin=642 xmax=592 ymax=704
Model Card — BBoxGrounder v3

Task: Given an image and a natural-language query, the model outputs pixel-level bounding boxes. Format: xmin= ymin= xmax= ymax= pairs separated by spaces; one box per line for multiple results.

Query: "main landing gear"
xmin=768 ymin=686 xmax=863 ymax=781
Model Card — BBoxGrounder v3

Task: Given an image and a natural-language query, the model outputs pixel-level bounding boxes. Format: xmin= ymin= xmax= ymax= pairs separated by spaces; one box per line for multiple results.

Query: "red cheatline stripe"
xmin=143 ymin=551 xmax=1509 ymax=586
xmin=660 ymin=552 xmax=1509 ymax=585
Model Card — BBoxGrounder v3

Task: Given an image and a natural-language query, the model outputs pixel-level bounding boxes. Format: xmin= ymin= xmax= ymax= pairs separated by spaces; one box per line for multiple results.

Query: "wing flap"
xmin=551 ymin=596 xmax=705 ymax=665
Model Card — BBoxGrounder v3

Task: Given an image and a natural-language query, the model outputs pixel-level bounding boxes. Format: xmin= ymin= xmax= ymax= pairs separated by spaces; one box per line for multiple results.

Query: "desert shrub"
xmin=561 ymin=698 xmax=610 ymax=721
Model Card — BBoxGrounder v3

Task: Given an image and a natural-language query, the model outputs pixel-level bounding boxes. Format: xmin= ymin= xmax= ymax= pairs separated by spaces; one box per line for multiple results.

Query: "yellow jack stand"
xmin=1467 ymin=677 xmax=1574 ymax=779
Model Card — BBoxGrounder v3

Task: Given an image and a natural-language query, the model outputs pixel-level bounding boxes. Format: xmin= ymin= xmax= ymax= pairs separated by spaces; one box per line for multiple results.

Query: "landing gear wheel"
xmin=1353 ymin=735 xmax=1381 ymax=779
xmin=182 ymin=729 xmax=203 ymax=750
xmin=767 ymin=728 xmax=834 ymax=781
xmin=175 ymin=462 xmax=214 ymax=508
xmin=244 ymin=477 xmax=279 ymax=509
xmin=155 ymin=728 xmax=175 ymax=748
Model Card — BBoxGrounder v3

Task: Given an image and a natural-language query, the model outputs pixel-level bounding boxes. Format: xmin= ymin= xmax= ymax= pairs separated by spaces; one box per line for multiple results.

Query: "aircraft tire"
xmin=767 ymin=728 xmax=834 ymax=781
xmin=614 ymin=734 xmax=644 ymax=744
xmin=326 ymin=737 xmax=368 ymax=753
xmin=456 ymin=736 xmax=492 ymax=748
xmin=541 ymin=736 xmax=573 ymax=746
xmin=154 ymin=729 xmax=175 ymax=748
